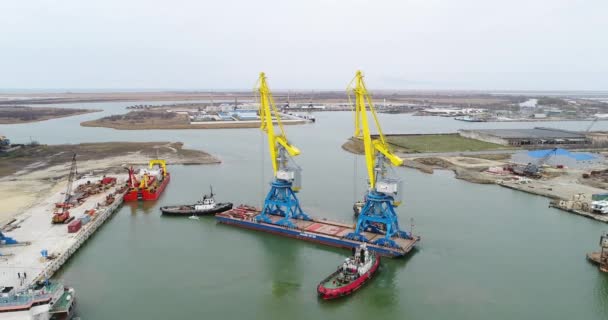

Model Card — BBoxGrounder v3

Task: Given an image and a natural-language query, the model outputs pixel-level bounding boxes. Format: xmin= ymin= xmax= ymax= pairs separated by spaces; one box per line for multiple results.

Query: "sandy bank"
xmin=81 ymin=119 xmax=308 ymax=130
xmin=0 ymin=142 xmax=220 ymax=224
xmin=342 ymin=137 xmax=608 ymax=203
xmin=0 ymin=106 xmax=100 ymax=124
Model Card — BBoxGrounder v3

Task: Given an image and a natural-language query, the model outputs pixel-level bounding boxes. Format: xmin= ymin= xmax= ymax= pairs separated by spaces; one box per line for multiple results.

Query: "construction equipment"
xmin=512 ymin=148 xmax=557 ymax=178
xmin=149 ymin=159 xmax=167 ymax=177
xmin=254 ymin=72 xmax=310 ymax=228
xmin=344 ymin=71 xmax=413 ymax=248
xmin=53 ymin=154 xmax=77 ymax=224
xmin=0 ymin=232 xmax=19 ymax=245
xmin=0 ymin=135 xmax=10 ymax=147
xmin=586 ymin=117 xmax=599 ymax=133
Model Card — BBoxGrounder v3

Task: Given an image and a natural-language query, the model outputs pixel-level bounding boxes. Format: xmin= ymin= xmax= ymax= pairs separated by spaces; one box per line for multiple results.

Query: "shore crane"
xmin=255 ymin=72 xmax=310 ymax=228
xmin=53 ymin=153 xmax=77 ymax=224
xmin=345 ymin=71 xmax=413 ymax=248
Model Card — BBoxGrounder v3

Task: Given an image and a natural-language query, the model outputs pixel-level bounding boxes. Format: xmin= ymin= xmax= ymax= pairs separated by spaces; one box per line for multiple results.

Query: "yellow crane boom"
xmin=349 ymin=70 xmax=403 ymax=189
xmin=256 ymin=72 xmax=301 ymax=176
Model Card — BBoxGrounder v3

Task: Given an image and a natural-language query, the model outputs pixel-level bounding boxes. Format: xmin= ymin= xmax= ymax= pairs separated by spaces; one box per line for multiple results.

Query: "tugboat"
xmin=160 ymin=187 xmax=233 ymax=216
xmin=317 ymin=244 xmax=380 ymax=299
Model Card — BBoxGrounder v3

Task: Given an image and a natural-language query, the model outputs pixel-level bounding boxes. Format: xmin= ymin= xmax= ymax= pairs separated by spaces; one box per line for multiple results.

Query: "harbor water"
xmin=2 ymin=104 xmax=608 ymax=319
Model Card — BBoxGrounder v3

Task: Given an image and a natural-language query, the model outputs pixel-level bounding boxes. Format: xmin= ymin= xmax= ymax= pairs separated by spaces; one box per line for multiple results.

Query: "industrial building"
xmin=458 ymin=127 xmax=590 ymax=147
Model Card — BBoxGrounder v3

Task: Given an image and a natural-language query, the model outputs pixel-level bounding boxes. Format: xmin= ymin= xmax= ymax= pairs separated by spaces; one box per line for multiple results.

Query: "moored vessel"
xmin=0 ymin=280 xmax=76 ymax=320
xmin=317 ymin=244 xmax=380 ymax=299
xmin=454 ymin=115 xmax=485 ymax=122
xmin=160 ymin=187 xmax=233 ymax=216
xmin=215 ymin=206 xmax=418 ymax=258
xmin=124 ymin=159 xmax=170 ymax=201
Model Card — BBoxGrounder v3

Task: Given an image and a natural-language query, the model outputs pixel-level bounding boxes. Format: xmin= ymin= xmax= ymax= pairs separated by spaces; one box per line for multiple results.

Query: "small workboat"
xmin=160 ymin=187 xmax=233 ymax=216
xmin=317 ymin=244 xmax=380 ymax=299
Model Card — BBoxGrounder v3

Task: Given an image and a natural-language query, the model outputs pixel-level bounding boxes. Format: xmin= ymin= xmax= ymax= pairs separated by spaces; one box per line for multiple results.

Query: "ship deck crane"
xmin=345 ymin=71 xmax=412 ymax=248
xmin=255 ymin=72 xmax=310 ymax=228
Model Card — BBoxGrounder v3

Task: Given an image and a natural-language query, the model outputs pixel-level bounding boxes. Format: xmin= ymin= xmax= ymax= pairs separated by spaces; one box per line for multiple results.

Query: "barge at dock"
xmin=124 ymin=159 xmax=170 ymax=201
xmin=216 ymin=206 xmax=419 ymax=258
xmin=0 ymin=281 xmax=76 ymax=319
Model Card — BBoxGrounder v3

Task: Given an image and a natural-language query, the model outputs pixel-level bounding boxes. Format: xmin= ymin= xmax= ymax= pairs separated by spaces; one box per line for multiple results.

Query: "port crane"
xmin=53 ymin=154 xmax=77 ymax=224
xmin=255 ymin=72 xmax=310 ymax=228
xmin=586 ymin=117 xmax=599 ymax=133
xmin=513 ymin=147 xmax=558 ymax=178
xmin=345 ymin=71 xmax=413 ymax=248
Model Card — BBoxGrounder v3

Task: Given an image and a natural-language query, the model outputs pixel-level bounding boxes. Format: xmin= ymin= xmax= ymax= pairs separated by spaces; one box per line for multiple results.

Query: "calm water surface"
xmin=2 ymin=103 xmax=608 ymax=319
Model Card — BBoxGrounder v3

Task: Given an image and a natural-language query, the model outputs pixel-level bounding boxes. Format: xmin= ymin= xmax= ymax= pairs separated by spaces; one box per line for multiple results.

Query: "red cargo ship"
xmin=124 ymin=160 xmax=170 ymax=201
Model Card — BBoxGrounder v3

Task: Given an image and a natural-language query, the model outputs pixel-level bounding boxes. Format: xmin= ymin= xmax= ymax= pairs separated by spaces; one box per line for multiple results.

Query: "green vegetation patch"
xmin=385 ymin=134 xmax=511 ymax=153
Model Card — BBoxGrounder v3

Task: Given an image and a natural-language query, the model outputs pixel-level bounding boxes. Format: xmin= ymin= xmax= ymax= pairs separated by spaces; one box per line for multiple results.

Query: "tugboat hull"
xmin=161 ymin=202 xmax=233 ymax=216
xmin=317 ymin=254 xmax=380 ymax=300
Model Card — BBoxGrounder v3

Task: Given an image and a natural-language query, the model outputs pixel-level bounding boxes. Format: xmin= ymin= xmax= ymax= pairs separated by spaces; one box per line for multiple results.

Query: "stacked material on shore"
xmin=511 ymin=148 xmax=604 ymax=169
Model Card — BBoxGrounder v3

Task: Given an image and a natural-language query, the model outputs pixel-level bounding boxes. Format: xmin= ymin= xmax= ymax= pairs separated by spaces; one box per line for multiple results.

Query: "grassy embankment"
xmin=343 ymin=134 xmax=512 ymax=154
xmin=385 ymin=134 xmax=512 ymax=153
xmin=0 ymin=106 xmax=99 ymax=124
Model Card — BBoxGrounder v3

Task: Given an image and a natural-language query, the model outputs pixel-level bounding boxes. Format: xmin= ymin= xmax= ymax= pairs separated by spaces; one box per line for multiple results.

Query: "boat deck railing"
xmin=0 ymin=283 xmax=59 ymax=308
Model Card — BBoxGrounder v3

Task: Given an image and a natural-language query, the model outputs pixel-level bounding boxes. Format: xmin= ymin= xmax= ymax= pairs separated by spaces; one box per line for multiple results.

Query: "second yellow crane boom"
xmin=349 ymin=70 xmax=403 ymax=190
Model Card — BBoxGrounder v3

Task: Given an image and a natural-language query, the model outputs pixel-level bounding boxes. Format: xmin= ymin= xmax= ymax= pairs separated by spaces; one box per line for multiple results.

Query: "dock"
xmin=548 ymin=200 xmax=608 ymax=223
xmin=0 ymin=175 xmax=127 ymax=288
xmin=216 ymin=206 xmax=419 ymax=258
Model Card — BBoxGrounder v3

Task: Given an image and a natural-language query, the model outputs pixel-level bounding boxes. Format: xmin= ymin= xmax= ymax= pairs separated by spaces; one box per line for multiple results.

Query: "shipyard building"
xmin=459 ymin=128 xmax=590 ymax=147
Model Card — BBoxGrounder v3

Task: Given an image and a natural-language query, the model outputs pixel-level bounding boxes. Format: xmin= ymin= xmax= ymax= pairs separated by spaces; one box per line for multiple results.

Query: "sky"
xmin=1 ymin=0 xmax=607 ymax=91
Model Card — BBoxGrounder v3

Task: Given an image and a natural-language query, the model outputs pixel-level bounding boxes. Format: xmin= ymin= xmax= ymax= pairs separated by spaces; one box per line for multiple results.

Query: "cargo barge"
xmin=216 ymin=206 xmax=419 ymax=258
xmin=124 ymin=159 xmax=170 ymax=201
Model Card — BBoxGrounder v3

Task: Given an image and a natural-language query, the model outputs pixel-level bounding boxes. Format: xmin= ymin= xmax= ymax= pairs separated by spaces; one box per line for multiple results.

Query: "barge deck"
xmin=216 ymin=206 xmax=419 ymax=258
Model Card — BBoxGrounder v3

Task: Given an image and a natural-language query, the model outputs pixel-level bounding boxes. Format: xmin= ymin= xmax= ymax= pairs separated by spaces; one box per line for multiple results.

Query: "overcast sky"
xmin=1 ymin=0 xmax=607 ymax=91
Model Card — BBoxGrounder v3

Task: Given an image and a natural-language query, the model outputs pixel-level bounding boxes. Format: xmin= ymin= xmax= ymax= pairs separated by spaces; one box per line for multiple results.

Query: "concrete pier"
xmin=0 ymin=175 xmax=127 ymax=288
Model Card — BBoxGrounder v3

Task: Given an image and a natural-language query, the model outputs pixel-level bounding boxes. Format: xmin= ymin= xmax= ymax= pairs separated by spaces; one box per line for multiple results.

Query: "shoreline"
xmin=80 ymin=118 xmax=309 ymax=130
xmin=0 ymin=108 xmax=101 ymax=124
xmin=342 ymin=138 xmax=608 ymax=215
xmin=0 ymin=141 xmax=220 ymax=224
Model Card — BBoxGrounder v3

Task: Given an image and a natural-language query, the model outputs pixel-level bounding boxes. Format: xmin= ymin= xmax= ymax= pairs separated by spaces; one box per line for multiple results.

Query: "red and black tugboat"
xmin=317 ymin=244 xmax=380 ymax=299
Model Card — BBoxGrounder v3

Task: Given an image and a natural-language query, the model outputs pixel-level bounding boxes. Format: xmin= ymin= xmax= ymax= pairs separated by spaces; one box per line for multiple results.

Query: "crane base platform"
xmin=215 ymin=205 xmax=419 ymax=258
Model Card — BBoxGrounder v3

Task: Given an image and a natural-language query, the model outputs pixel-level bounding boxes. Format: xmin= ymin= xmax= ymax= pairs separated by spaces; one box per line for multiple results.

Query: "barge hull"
xmin=216 ymin=207 xmax=418 ymax=258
